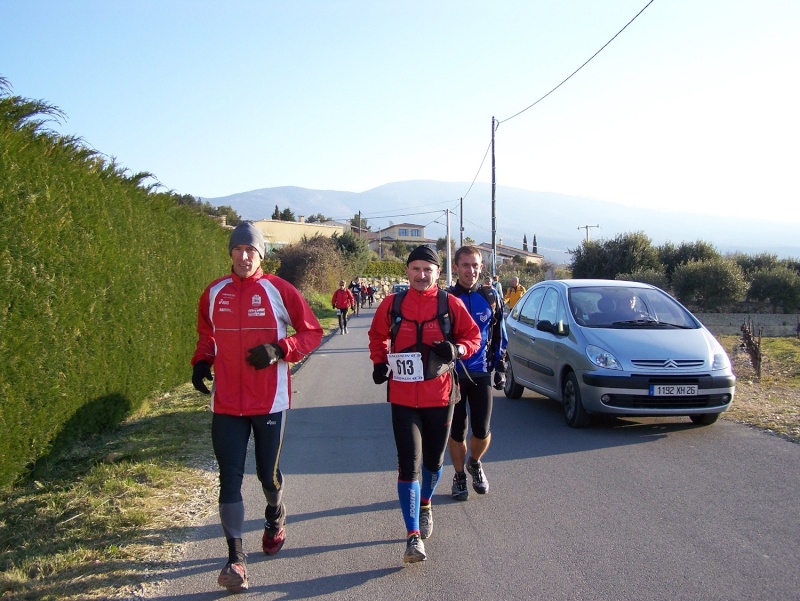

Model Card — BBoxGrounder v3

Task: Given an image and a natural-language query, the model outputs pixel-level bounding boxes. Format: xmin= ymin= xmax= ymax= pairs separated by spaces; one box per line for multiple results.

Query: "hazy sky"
xmin=2 ymin=0 xmax=798 ymax=224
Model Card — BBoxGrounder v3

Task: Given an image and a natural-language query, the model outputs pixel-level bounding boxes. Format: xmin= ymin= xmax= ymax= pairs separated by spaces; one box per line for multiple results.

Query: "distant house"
xmin=366 ymin=223 xmax=437 ymax=256
xmin=251 ymin=217 xmax=345 ymax=252
xmin=476 ymin=242 xmax=543 ymax=269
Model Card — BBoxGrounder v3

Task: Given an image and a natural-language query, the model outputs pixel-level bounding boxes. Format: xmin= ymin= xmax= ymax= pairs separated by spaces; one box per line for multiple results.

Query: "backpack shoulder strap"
xmin=475 ymin=286 xmax=499 ymax=360
xmin=389 ymin=290 xmax=408 ymax=347
xmin=437 ymin=289 xmax=453 ymax=342
xmin=476 ymin=285 xmax=497 ymax=316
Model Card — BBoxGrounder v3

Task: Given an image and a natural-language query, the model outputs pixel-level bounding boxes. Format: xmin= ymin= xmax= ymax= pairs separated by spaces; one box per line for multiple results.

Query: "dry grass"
xmin=719 ymin=335 xmax=800 ymax=443
xmin=0 ymin=387 xmax=218 ymax=600
xmin=1 ymin=331 xmax=797 ymax=600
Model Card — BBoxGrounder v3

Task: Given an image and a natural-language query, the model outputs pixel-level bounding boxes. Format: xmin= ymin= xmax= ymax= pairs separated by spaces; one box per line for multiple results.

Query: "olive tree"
xmin=747 ymin=266 xmax=800 ymax=313
xmin=569 ymin=240 xmax=608 ymax=279
xmin=616 ymin=269 xmax=671 ymax=292
xmin=672 ymin=258 xmax=747 ymax=311
xmin=658 ymin=240 xmax=720 ymax=282
xmin=731 ymin=251 xmax=781 ymax=279
xmin=570 ymin=231 xmax=660 ymax=280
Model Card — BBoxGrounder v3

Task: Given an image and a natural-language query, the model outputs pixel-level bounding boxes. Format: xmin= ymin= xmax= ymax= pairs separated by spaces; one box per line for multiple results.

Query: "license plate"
xmin=649 ymin=384 xmax=698 ymax=396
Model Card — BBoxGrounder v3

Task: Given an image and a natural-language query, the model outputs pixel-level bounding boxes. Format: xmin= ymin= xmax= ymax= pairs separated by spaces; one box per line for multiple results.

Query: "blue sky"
xmin=2 ymin=0 xmax=798 ymax=225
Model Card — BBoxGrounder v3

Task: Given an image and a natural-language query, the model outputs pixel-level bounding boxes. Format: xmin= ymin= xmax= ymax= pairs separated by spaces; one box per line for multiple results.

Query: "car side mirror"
xmin=536 ymin=319 xmax=569 ymax=336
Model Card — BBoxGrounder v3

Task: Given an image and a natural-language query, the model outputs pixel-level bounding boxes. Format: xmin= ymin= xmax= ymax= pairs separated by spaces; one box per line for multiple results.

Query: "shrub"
xmin=276 ymin=235 xmax=344 ymax=293
xmin=332 ymin=231 xmax=371 ymax=277
xmin=363 ymin=259 xmax=406 ymax=278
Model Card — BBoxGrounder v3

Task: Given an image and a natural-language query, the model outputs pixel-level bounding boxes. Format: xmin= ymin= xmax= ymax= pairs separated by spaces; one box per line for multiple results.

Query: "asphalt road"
xmin=147 ymin=305 xmax=800 ymax=600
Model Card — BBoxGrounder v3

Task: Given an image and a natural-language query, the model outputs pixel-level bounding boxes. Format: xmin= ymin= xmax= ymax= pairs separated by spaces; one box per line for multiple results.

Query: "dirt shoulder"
xmin=720 ymin=336 xmax=800 ymax=443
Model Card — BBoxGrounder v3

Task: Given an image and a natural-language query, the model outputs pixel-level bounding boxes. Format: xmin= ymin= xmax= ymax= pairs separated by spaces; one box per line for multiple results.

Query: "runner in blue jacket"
xmin=448 ymin=245 xmax=508 ymax=500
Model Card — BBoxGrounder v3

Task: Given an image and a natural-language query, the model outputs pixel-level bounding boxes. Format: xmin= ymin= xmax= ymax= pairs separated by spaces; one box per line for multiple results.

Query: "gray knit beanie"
xmin=228 ymin=222 xmax=265 ymax=259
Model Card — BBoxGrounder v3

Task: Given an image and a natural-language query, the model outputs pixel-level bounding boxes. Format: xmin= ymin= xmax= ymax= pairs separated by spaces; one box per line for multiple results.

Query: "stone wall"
xmin=695 ymin=313 xmax=800 ymax=337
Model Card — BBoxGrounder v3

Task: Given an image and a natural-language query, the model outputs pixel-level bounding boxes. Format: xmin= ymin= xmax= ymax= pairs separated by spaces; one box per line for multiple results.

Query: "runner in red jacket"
xmin=331 ymin=279 xmax=355 ymax=334
xmin=368 ymin=245 xmax=481 ymax=564
xmin=191 ymin=222 xmax=322 ymax=593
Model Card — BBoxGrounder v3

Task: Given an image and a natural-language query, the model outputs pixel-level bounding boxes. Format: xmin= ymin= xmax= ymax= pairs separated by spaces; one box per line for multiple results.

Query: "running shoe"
xmin=451 ymin=471 xmax=468 ymax=501
xmin=403 ymin=534 xmax=427 ymax=563
xmin=419 ymin=504 xmax=433 ymax=539
xmin=262 ymin=504 xmax=286 ymax=555
xmin=217 ymin=554 xmax=248 ymax=593
xmin=466 ymin=458 xmax=489 ymax=494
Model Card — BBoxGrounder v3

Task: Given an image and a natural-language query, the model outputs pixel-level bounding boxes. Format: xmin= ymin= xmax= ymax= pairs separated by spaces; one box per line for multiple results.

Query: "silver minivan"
xmin=503 ymin=279 xmax=735 ymax=428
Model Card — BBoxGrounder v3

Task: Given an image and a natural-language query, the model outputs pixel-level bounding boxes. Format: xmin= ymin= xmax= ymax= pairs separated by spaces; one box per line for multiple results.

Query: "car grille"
xmin=602 ymin=393 xmax=731 ymax=410
xmin=630 ymin=359 xmax=706 ymax=369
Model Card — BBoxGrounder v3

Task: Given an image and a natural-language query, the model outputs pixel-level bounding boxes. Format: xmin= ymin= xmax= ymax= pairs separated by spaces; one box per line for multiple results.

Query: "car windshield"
xmin=567 ymin=286 xmax=699 ymax=329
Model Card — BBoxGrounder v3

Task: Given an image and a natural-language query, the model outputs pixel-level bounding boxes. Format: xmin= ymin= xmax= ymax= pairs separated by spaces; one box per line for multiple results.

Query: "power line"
xmin=459 ymin=139 xmax=493 ymax=202
xmin=330 ymin=208 xmax=443 ymax=223
xmin=498 ymin=0 xmax=655 ymax=125
xmin=455 ymin=1 xmax=655 ymax=219
xmin=343 ymin=3 xmax=656 ymax=252
xmin=461 ymin=215 xmax=492 ymax=233
xmin=362 ymin=209 xmax=445 ymax=221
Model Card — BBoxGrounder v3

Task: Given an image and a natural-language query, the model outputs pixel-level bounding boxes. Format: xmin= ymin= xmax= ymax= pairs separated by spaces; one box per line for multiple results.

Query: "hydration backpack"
xmin=388 ymin=288 xmax=460 ymax=403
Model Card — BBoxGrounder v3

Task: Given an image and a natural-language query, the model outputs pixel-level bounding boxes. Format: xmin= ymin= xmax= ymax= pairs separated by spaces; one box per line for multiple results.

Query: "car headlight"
xmin=712 ymin=351 xmax=731 ymax=371
xmin=586 ymin=345 xmax=622 ymax=370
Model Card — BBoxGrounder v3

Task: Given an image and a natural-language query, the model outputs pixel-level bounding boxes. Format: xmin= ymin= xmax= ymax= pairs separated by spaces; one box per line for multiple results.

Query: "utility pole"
xmin=357 ymin=210 xmax=361 ymax=237
xmin=577 ymin=224 xmax=600 ymax=242
xmin=445 ymin=209 xmax=452 ymax=287
xmin=491 ymin=117 xmax=497 ymax=277
xmin=459 ymin=197 xmax=464 ymax=248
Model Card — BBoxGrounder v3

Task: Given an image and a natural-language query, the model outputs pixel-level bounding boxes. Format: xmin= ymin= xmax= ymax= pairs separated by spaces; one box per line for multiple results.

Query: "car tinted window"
xmin=517 ymin=287 xmax=545 ymax=326
xmin=568 ymin=285 xmax=698 ymax=328
xmin=640 ymin=289 xmax=698 ymax=327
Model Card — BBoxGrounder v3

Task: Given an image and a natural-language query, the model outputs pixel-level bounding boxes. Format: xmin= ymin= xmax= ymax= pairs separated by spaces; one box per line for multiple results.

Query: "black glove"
xmin=372 ymin=363 xmax=390 ymax=385
xmin=495 ymin=358 xmax=507 ymax=373
xmin=493 ymin=370 xmax=506 ymax=390
xmin=192 ymin=360 xmax=213 ymax=394
xmin=431 ymin=341 xmax=458 ymax=363
xmin=246 ymin=343 xmax=285 ymax=370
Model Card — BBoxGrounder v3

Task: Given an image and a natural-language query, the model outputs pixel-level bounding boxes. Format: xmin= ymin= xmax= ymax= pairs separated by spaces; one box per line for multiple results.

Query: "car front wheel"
xmin=503 ymin=362 xmax=524 ymax=399
xmin=563 ymin=372 xmax=591 ymax=428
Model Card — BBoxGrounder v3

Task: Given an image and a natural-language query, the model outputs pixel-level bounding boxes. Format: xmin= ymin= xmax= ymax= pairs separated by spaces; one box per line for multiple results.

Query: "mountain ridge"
xmin=204 ymin=181 xmax=799 ymax=263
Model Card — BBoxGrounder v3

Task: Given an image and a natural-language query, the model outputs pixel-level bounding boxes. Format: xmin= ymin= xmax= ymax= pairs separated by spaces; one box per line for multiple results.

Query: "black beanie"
xmin=406 ymin=245 xmax=440 ymax=266
xmin=228 ymin=222 xmax=265 ymax=259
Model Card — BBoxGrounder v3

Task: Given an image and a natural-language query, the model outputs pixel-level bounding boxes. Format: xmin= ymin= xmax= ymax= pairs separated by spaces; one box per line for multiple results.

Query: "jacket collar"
xmin=452 ymin=281 xmax=480 ymax=295
xmin=230 ymin=266 xmax=264 ymax=284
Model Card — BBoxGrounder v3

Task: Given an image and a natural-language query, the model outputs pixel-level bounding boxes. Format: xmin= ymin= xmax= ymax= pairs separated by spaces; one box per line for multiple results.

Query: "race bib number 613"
xmin=387 ymin=352 xmax=424 ymax=382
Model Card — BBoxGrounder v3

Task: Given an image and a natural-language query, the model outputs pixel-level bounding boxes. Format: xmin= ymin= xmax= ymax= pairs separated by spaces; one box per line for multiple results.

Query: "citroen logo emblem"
xmin=664 ymin=360 xmax=678 ymax=369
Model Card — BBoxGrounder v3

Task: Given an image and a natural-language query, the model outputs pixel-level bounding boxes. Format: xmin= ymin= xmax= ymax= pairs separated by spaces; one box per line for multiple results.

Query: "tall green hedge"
xmin=0 ymin=93 xmax=231 ymax=485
